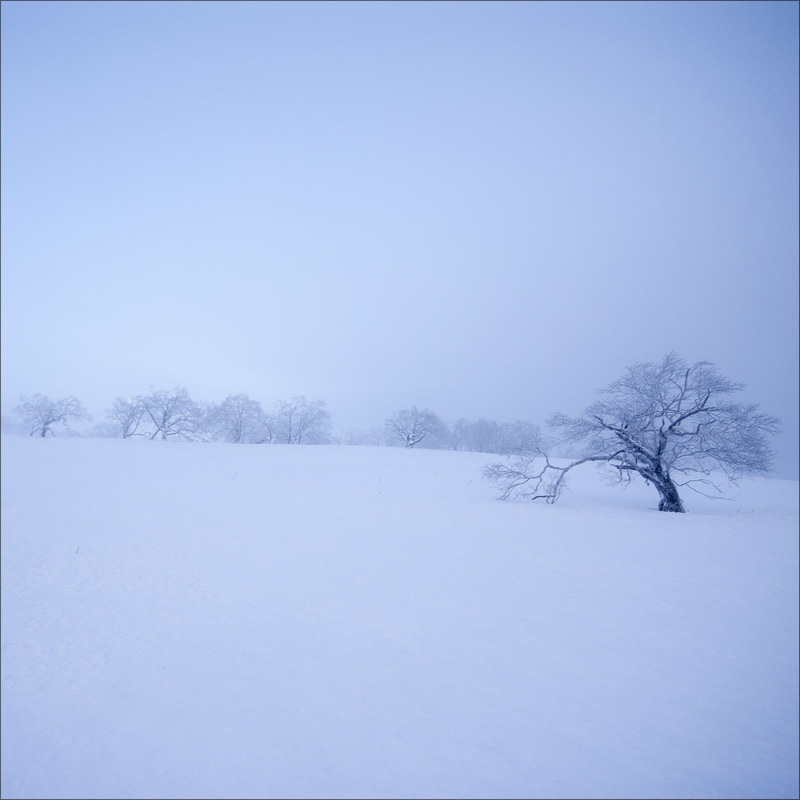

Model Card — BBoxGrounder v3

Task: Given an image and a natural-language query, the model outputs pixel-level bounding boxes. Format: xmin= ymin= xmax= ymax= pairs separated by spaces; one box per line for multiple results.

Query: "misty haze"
xmin=2 ymin=2 xmax=798 ymax=799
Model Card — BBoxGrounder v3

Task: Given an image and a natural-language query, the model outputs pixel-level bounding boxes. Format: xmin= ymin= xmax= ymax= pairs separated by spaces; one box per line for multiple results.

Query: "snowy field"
xmin=1 ymin=435 xmax=798 ymax=800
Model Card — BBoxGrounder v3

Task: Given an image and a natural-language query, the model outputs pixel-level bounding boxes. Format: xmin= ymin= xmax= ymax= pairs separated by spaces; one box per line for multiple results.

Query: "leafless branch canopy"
xmin=205 ymin=394 xmax=267 ymax=444
xmin=483 ymin=353 xmax=779 ymax=512
xmin=139 ymin=387 xmax=204 ymax=441
xmin=14 ymin=394 xmax=91 ymax=437
xmin=267 ymin=396 xmax=332 ymax=444
xmin=385 ymin=406 xmax=445 ymax=448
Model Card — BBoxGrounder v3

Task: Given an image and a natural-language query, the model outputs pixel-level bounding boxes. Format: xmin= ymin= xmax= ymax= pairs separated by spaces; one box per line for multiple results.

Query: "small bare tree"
xmin=139 ymin=387 xmax=204 ymax=441
xmin=206 ymin=394 xmax=267 ymax=443
xmin=103 ymin=396 xmax=147 ymax=438
xmin=464 ymin=418 xmax=503 ymax=453
xmin=501 ymin=420 xmax=543 ymax=455
xmin=385 ymin=406 xmax=444 ymax=448
xmin=13 ymin=394 xmax=91 ymax=437
xmin=268 ymin=396 xmax=332 ymax=444
xmin=443 ymin=418 xmax=471 ymax=451
xmin=483 ymin=353 xmax=779 ymax=512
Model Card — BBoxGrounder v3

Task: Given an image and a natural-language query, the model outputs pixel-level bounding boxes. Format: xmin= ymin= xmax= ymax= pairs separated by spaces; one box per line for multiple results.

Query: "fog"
xmin=2 ymin=1 xmax=797 ymax=477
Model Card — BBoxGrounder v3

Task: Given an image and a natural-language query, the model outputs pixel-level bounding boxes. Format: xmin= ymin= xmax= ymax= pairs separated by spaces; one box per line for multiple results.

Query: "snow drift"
xmin=1 ymin=435 xmax=797 ymax=799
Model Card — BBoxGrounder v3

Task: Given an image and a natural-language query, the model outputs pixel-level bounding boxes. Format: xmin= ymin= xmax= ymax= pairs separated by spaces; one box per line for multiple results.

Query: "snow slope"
xmin=1 ymin=436 xmax=798 ymax=799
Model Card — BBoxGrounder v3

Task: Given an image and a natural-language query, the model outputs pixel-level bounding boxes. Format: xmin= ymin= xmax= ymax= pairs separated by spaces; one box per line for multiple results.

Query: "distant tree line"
xmin=95 ymin=389 xmax=334 ymax=445
xmin=5 ymin=389 xmax=542 ymax=455
xmin=3 ymin=353 xmax=781 ymax=512
xmin=382 ymin=405 xmax=542 ymax=454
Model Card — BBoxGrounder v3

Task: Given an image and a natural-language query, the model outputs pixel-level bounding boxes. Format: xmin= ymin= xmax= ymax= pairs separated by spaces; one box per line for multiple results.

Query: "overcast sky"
xmin=2 ymin=0 xmax=797 ymax=476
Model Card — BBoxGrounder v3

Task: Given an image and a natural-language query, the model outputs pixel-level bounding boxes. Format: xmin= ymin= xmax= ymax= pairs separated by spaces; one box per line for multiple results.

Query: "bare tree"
xmin=443 ymin=417 xmax=471 ymax=451
xmin=139 ymin=387 xmax=204 ymax=441
xmin=103 ymin=396 xmax=147 ymax=438
xmin=464 ymin=418 xmax=504 ymax=453
xmin=483 ymin=353 xmax=780 ymax=512
xmin=501 ymin=420 xmax=543 ymax=455
xmin=385 ymin=406 xmax=444 ymax=448
xmin=206 ymin=394 xmax=267 ymax=443
xmin=268 ymin=396 xmax=332 ymax=444
xmin=13 ymin=394 xmax=91 ymax=437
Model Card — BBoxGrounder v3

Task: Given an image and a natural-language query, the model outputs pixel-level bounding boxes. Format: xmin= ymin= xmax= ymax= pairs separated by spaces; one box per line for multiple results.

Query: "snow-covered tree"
xmin=103 ymin=396 xmax=147 ymax=438
xmin=13 ymin=394 xmax=91 ymax=437
xmin=206 ymin=394 xmax=267 ymax=443
xmin=442 ymin=417 xmax=472 ymax=451
xmin=483 ymin=353 xmax=779 ymax=512
xmin=268 ymin=396 xmax=332 ymax=444
xmin=139 ymin=387 xmax=204 ymax=441
xmin=499 ymin=420 xmax=542 ymax=455
xmin=385 ymin=406 xmax=445 ymax=448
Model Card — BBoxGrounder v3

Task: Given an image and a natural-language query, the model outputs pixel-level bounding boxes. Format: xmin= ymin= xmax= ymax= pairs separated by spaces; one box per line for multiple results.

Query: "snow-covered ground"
xmin=1 ymin=435 xmax=797 ymax=800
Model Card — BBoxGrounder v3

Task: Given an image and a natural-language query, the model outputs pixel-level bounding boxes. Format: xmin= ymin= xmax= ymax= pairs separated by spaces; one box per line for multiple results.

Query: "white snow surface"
xmin=1 ymin=435 xmax=798 ymax=800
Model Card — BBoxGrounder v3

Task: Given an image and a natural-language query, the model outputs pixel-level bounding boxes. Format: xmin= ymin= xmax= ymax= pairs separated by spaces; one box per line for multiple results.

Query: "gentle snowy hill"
xmin=2 ymin=436 xmax=798 ymax=799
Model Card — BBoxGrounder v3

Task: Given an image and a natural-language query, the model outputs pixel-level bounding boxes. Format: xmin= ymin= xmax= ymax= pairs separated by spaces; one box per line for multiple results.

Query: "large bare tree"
xmin=13 ymin=394 xmax=91 ymax=437
xmin=483 ymin=353 xmax=779 ymax=512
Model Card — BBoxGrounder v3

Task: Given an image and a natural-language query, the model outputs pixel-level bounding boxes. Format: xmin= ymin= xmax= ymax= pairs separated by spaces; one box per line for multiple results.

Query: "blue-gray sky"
xmin=2 ymin=0 xmax=798 ymax=476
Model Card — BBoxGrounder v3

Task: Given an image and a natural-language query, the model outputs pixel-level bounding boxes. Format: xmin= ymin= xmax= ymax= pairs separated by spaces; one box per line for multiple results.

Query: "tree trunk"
xmin=655 ymin=475 xmax=685 ymax=512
